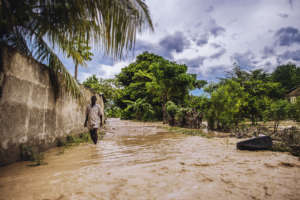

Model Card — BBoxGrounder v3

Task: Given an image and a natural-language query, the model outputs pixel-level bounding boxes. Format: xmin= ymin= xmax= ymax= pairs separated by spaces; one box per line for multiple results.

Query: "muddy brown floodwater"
xmin=0 ymin=119 xmax=300 ymax=200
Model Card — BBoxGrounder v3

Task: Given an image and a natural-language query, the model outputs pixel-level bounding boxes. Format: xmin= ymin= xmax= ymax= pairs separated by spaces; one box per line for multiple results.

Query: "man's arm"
xmin=84 ymin=114 xmax=89 ymax=127
xmin=98 ymin=105 xmax=103 ymax=127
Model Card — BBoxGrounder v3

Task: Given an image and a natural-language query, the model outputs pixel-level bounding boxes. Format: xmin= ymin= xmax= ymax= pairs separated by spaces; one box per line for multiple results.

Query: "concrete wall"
xmin=0 ymin=46 xmax=104 ymax=165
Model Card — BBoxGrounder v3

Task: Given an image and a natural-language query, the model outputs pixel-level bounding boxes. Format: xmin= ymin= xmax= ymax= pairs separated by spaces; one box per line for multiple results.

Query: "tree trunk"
xmin=162 ymin=103 xmax=167 ymax=124
xmin=162 ymin=94 xmax=168 ymax=124
xmin=251 ymin=115 xmax=255 ymax=125
xmin=273 ymin=121 xmax=279 ymax=135
xmin=74 ymin=62 xmax=78 ymax=81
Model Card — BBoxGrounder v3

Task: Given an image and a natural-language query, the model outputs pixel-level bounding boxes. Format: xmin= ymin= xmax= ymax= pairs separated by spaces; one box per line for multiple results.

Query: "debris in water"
xmin=237 ymin=136 xmax=272 ymax=150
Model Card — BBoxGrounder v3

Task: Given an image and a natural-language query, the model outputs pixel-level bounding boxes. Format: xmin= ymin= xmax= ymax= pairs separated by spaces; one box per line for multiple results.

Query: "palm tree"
xmin=0 ymin=0 xmax=153 ymax=99
xmin=67 ymin=35 xmax=93 ymax=81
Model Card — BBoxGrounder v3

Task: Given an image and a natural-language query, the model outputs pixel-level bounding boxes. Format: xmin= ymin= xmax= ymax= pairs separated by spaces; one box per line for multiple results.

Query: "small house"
xmin=287 ymin=87 xmax=300 ymax=103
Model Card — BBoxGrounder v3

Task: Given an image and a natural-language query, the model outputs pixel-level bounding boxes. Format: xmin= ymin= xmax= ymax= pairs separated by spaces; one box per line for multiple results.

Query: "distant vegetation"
xmin=83 ymin=75 xmax=122 ymax=118
xmin=199 ymin=63 xmax=300 ymax=131
xmin=83 ymin=52 xmax=300 ymax=133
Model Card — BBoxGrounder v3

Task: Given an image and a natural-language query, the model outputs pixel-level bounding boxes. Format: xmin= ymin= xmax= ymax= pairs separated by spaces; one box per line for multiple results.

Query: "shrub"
xmin=264 ymin=99 xmax=290 ymax=134
xmin=19 ymin=144 xmax=45 ymax=166
xmin=175 ymin=107 xmax=191 ymax=127
xmin=289 ymin=97 xmax=300 ymax=122
xmin=166 ymin=101 xmax=178 ymax=125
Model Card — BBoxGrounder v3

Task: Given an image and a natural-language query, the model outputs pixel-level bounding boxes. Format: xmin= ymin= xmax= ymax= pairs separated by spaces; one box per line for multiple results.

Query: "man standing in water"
xmin=84 ymin=95 xmax=103 ymax=144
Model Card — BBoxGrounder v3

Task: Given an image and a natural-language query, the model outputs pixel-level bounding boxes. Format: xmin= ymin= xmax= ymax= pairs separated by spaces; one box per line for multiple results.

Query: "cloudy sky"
xmin=61 ymin=0 xmax=300 ymax=83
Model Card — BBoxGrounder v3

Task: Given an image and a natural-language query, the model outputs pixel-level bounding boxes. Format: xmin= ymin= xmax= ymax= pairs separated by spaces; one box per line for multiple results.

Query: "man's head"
xmin=91 ymin=95 xmax=97 ymax=105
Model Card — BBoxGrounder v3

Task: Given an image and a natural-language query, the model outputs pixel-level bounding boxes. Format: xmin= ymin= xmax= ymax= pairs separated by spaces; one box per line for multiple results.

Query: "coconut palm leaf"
xmin=32 ymin=35 xmax=82 ymax=99
xmin=0 ymin=0 xmax=153 ymax=99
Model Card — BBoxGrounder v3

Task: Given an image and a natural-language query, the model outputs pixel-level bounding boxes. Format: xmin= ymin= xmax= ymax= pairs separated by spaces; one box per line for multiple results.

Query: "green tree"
xmin=264 ymin=100 xmax=290 ymax=134
xmin=289 ymin=97 xmax=300 ymax=122
xmin=67 ymin=36 xmax=93 ymax=81
xmin=205 ymin=79 xmax=248 ymax=130
xmin=242 ymin=79 xmax=282 ymax=124
xmin=116 ymin=52 xmax=199 ymax=122
xmin=225 ymin=66 xmax=284 ymax=124
xmin=83 ymin=75 xmax=119 ymax=100
xmin=271 ymin=63 xmax=300 ymax=92
xmin=186 ymin=95 xmax=209 ymax=113
xmin=0 ymin=0 xmax=153 ymax=98
xmin=83 ymin=75 xmax=121 ymax=117
xmin=145 ymin=58 xmax=197 ymax=123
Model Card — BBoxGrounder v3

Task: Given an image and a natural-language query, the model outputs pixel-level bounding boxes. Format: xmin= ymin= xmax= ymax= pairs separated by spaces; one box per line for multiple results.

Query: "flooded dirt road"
xmin=0 ymin=118 xmax=300 ymax=200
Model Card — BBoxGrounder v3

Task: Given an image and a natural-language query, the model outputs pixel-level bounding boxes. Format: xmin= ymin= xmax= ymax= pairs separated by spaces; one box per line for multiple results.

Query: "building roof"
xmin=287 ymin=87 xmax=300 ymax=97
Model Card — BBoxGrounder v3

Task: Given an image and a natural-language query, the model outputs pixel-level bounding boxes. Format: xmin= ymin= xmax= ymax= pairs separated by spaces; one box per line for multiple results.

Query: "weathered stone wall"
xmin=0 ymin=46 xmax=104 ymax=165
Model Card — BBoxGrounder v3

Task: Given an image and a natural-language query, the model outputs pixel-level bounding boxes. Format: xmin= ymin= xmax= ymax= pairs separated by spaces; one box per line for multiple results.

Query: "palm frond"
xmin=32 ymin=36 xmax=82 ymax=100
xmin=122 ymin=99 xmax=135 ymax=104
xmin=0 ymin=28 xmax=31 ymax=57
xmin=0 ymin=0 xmax=154 ymax=100
xmin=32 ymin=0 xmax=153 ymax=59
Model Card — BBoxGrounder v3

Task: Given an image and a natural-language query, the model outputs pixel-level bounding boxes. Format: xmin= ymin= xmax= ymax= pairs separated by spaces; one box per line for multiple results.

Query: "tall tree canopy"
xmin=83 ymin=75 xmax=119 ymax=102
xmin=67 ymin=35 xmax=93 ymax=81
xmin=0 ymin=0 xmax=153 ymax=98
xmin=116 ymin=52 xmax=205 ymax=121
xmin=271 ymin=63 xmax=300 ymax=92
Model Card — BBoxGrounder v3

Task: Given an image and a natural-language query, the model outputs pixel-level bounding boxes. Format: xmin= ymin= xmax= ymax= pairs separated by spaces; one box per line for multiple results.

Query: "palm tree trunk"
xmin=74 ymin=62 xmax=78 ymax=81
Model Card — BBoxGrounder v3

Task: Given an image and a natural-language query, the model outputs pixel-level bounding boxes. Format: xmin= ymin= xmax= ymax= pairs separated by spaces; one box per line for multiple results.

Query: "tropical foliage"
xmin=263 ymin=99 xmax=291 ymax=134
xmin=82 ymin=54 xmax=299 ymax=132
xmin=0 ymin=0 xmax=153 ymax=98
xmin=191 ymin=64 xmax=299 ymax=131
xmin=115 ymin=52 xmax=206 ymax=121
xmin=83 ymin=75 xmax=121 ymax=117
xmin=67 ymin=36 xmax=93 ymax=81
xmin=123 ymin=98 xmax=154 ymax=121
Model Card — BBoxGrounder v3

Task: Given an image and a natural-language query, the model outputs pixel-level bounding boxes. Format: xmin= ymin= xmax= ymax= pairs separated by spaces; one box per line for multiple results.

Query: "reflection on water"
xmin=0 ymin=118 xmax=300 ymax=200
